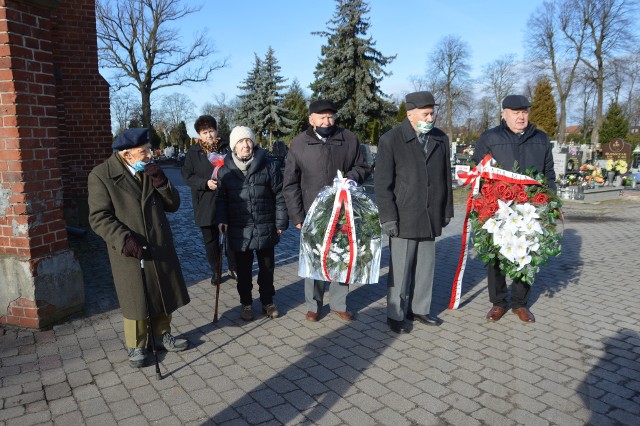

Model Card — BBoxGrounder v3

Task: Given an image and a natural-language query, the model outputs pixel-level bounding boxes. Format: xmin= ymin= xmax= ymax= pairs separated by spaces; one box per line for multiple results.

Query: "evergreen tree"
xmin=310 ymin=0 xmax=395 ymax=140
xmin=217 ymin=110 xmax=231 ymax=142
xmin=396 ymin=101 xmax=407 ymax=123
xmin=529 ymin=77 xmax=558 ymax=137
xmin=366 ymin=119 xmax=380 ymax=145
xmin=236 ymin=54 xmax=264 ymax=136
xmin=259 ymin=47 xmax=295 ymax=147
xmin=600 ymin=102 xmax=630 ymax=144
xmin=282 ymin=79 xmax=309 ymax=142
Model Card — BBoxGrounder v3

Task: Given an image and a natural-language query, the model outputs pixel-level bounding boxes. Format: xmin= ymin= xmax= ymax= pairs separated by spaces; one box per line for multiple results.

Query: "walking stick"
xmin=140 ymin=251 xmax=162 ymax=380
xmin=213 ymin=233 xmax=224 ymax=323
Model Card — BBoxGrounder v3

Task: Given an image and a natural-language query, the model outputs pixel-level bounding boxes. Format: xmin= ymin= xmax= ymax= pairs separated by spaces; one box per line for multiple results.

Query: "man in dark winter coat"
xmin=375 ymin=91 xmax=454 ymax=334
xmin=182 ymin=115 xmax=237 ymax=284
xmin=217 ymin=126 xmax=289 ymax=321
xmin=283 ymin=99 xmax=370 ymax=323
xmin=473 ymin=94 xmax=556 ymax=324
xmin=88 ymin=128 xmax=190 ymax=368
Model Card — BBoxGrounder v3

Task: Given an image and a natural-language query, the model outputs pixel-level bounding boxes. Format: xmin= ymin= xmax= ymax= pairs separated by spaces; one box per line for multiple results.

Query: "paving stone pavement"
xmin=1 ymin=168 xmax=639 ymax=425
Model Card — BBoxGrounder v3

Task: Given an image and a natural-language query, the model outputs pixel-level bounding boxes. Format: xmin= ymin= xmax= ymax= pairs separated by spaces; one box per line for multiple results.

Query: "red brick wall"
xmin=0 ymin=0 xmax=67 ymax=259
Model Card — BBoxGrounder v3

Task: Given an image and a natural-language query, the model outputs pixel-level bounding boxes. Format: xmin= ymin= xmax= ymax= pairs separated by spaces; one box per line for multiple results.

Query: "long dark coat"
xmin=283 ymin=126 xmax=370 ymax=226
xmin=216 ymin=148 xmax=289 ymax=252
xmin=88 ymin=153 xmax=190 ymax=320
xmin=374 ymin=118 xmax=454 ymax=239
xmin=181 ymin=143 xmax=218 ymax=227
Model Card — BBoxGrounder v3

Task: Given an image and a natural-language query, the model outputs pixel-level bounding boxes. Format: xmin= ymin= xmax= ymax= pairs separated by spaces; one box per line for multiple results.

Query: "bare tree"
xmin=566 ymin=0 xmax=638 ymax=145
xmin=96 ymin=0 xmax=227 ymax=128
xmin=110 ymin=90 xmax=141 ymax=135
xmin=429 ymin=35 xmax=472 ymax=141
xmin=526 ymin=0 xmax=587 ymax=144
xmin=482 ymin=54 xmax=518 ymax=125
xmin=160 ymin=93 xmax=195 ymax=129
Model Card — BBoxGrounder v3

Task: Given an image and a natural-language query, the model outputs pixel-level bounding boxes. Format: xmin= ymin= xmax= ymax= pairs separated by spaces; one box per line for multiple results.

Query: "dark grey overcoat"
xmin=374 ymin=118 xmax=454 ymax=239
xmin=88 ymin=153 xmax=190 ymax=320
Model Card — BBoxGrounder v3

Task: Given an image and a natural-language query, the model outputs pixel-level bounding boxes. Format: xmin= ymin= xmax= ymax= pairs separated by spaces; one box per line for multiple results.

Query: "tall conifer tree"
xmin=259 ymin=47 xmax=295 ymax=146
xmin=310 ymin=0 xmax=395 ymax=139
xmin=600 ymin=102 xmax=630 ymax=144
xmin=530 ymin=77 xmax=558 ymax=137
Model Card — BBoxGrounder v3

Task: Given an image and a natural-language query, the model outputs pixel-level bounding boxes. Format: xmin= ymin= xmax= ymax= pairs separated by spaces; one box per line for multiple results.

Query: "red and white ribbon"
xmin=449 ymin=154 xmax=541 ymax=309
xmin=320 ymin=172 xmax=358 ymax=283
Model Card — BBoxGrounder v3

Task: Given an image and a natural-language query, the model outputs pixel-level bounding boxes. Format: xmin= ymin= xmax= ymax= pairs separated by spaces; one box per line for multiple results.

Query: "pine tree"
xmin=282 ymin=79 xmax=309 ymax=142
xmin=529 ymin=77 xmax=558 ymax=137
xmin=600 ymin=102 xmax=630 ymax=144
xmin=396 ymin=101 xmax=407 ymax=123
xmin=258 ymin=47 xmax=296 ymax=147
xmin=310 ymin=0 xmax=395 ymax=140
xmin=236 ymin=54 xmax=264 ymax=136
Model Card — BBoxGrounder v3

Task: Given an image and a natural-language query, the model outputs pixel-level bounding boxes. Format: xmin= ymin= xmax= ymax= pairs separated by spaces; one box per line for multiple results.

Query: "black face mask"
xmin=315 ymin=126 xmax=335 ymax=138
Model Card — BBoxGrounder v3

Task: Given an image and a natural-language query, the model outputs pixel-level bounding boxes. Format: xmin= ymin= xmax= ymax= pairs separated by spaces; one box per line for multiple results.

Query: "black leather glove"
xmin=382 ymin=221 xmax=399 ymax=238
xmin=144 ymin=163 xmax=168 ymax=188
xmin=443 ymin=217 xmax=451 ymax=227
xmin=122 ymin=234 xmax=144 ymax=259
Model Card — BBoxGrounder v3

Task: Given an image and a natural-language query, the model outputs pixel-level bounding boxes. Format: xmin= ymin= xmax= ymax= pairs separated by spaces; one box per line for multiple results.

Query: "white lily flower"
xmin=496 ymin=199 xmax=514 ymax=220
xmin=516 ymin=254 xmax=532 ymax=270
xmin=522 ymin=220 xmax=544 ymax=235
xmin=482 ymin=218 xmax=500 ymax=234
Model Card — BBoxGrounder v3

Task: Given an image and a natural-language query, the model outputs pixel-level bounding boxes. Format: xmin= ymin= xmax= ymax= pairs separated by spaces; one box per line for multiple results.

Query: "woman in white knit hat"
xmin=216 ymin=126 xmax=289 ymax=321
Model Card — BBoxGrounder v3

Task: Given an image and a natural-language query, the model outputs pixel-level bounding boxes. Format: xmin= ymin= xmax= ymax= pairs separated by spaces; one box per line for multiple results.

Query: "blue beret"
xmin=502 ymin=95 xmax=531 ymax=110
xmin=112 ymin=128 xmax=150 ymax=151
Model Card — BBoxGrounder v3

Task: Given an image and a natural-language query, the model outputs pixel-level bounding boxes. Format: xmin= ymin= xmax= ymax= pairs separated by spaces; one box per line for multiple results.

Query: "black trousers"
xmin=488 ymin=262 xmax=531 ymax=309
xmin=200 ymin=226 xmax=220 ymax=275
xmin=235 ymin=246 xmax=275 ymax=306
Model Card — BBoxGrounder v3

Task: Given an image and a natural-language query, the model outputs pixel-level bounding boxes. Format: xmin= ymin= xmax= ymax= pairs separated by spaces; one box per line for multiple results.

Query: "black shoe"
xmin=413 ymin=314 xmax=443 ymax=326
xmin=406 ymin=311 xmax=414 ymax=321
xmin=387 ymin=318 xmax=409 ymax=334
xmin=210 ymin=273 xmax=219 ymax=286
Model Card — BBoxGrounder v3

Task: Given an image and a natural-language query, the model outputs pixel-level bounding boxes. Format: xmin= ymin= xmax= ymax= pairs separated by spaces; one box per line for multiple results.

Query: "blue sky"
xmin=107 ymin=0 xmax=548 ymax=134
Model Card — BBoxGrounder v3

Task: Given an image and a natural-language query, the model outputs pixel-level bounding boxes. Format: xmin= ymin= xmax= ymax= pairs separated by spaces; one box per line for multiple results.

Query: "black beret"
xmin=309 ymin=99 xmax=337 ymax=115
xmin=406 ymin=91 xmax=437 ymax=109
xmin=502 ymin=95 xmax=531 ymax=110
xmin=112 ymin=128 xmax=150 ymax=151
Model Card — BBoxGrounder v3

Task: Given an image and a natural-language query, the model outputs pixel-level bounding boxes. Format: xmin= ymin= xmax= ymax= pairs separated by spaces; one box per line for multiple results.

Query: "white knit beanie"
xmin=229 ymin=126 xmax=255 ymax=152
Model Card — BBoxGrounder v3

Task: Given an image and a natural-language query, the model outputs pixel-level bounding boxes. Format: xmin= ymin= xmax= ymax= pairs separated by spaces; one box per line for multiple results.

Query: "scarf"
xmin=232 ymin=152 xmax=254 ymax=175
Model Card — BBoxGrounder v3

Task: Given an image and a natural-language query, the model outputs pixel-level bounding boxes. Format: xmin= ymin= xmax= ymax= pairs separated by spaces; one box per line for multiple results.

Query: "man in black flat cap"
xmin=88 ymin=128 xmax=190 ymax=368
xmin=283 ymin=99 xmax=370 ymax=323
xmin=472 ymin=94 xmax=556 ymax=323
xmin=375 ymin=91 xmax=453 ymax=334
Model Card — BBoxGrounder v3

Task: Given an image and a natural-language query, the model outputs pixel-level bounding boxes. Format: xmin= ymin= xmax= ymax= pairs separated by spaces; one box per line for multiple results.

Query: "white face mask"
xmin=416 ymin=121 xmax=434 ymax=134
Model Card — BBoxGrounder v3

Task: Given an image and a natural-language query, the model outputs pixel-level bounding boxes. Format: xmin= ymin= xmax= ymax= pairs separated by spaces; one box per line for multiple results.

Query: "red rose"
xmin=485 ymin=194 xmax=498 ymax=206
xmin=481 ymin=183 xmax=494 ymax=198
xmin=472 ymin=198 xmax=485 ymax=212
xmin=516 ymin=191 xmax=529 ymax=203
xmin=532 ymin=193 xmax=548 ymax=205
xmin=503 ymin=187 xmax=516 ymax=201
xmin=493 ymin=181 xmax=510 ymax=199
xmin=487 ymin=202 xmax=499 ymax=216
xmin=339 ymin=224 xmax=350 ymax=234
xmin=478 ymin=206 xmax=493 ymax=222
xmin=513 ymin=184 xmax=525 ymax=193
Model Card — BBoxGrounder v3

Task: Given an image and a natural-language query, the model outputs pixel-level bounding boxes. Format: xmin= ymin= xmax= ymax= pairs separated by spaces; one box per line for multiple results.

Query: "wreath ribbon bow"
xmin=449 ymin=154 xmax=540 ymax=309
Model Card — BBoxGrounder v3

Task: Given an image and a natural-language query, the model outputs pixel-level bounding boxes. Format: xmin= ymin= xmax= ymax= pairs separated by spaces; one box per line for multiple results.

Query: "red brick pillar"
xmin=0 ymin=0 xmax=110 ymax=329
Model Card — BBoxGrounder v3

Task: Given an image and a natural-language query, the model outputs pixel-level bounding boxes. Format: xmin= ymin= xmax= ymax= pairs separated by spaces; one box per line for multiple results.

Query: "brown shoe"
xmin=332 ymin=310 xmax=354 ymax=321
xmin=486 ymin=306 xmax=506 ymax=321
xmin=512 ymin=307 xmax=535 ymax=323
xmin=305 ymin=311 xmax=319 ymax=322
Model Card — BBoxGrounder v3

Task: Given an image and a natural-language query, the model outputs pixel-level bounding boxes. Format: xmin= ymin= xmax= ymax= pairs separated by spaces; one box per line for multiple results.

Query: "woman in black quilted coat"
xmin=216 ymin=126 xmax=289 ymax=321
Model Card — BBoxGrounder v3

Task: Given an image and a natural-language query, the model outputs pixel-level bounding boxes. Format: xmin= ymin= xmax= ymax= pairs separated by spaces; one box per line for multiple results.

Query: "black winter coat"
xmin=473 ymin=121 xmax=557 ymax=191
xmin=181 ymin=143 xmax=219 ymax=227
xmin=374 ymin=118 xmax=454 ymax=239
xmin=283 ymin=126 xmax=371 ymax=226
xmin=216 ymin=148 xmax=289 ymax=252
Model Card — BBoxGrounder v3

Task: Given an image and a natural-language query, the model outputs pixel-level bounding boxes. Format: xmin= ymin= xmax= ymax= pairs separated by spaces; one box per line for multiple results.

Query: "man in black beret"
xmin=283 ymin=99 xmax=370 ymax=323
xmin=88 ymin=128 xmax=190 ymax=368
xmin=472 ymin=94 xmax=556 ymax=323
xmin=375 ymin=91 xmax=453 ymax=334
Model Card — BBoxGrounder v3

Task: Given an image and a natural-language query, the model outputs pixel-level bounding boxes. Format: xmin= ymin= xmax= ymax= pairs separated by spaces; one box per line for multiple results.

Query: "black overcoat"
xmin=216 ymin=148 xmax=289 ymax=252
xmin=181 ymin=143 xmax=219 ymax=227
xmin=283 ymin=127 xmax=370 ymax=226
xmin=374 ymin=118 xmax=454 ymax=239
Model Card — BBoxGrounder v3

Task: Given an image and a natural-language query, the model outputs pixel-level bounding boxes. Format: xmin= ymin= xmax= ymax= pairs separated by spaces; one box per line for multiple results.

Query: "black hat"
xmin=112 ymin=128 xmax=150 ymax=151
xmin=405 ymin=91 xmax=437 ymax=109
xmin=502 ymin=95 xmax=531 ymax=110
xmin=309 ymin=99 xmax=337 ymax=115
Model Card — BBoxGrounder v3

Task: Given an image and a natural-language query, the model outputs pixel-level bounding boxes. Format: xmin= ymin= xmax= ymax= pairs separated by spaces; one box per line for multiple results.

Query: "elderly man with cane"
xmin=88 ymin=128 xmax=190 ymax=369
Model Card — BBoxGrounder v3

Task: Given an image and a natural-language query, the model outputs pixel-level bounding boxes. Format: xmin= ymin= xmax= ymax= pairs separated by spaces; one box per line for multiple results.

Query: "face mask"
xmin=315 ymin=126 xmax=334 ymax=138
xmin=131 ymin=160 xmax=147 ymax=173
xmin=416 ymin=121 xmax=434 ymax=134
